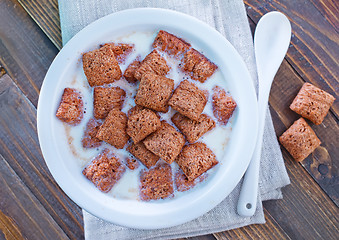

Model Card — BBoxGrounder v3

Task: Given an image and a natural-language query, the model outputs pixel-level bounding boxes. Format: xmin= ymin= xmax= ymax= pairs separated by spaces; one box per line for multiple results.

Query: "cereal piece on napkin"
xmin=123 ymin=59 xmax=141 ymax=84
xmin=102 ymin=43 xmax=134 ymax=64
xmin=134 ymin=50 xmax=170 ymax=81
xmin=175 ymin=169 xmax=206 ymax=192
xmin=93 ymin=86 xmax=126 ymax=119
xmin=176 ymin=142 xmax=218 ymax=181
xmin=127 ymin=142 xmax=159 ymax=169
xmin=143 ymin=121 xmax=185 ymax=164
xmin=171 ymin=112 xmax=215 ymax=143
xmin=212 ymin=86 xmax=237 ymax=125
xmin=81 ymin=118 xmax=103 ymax=148
xmin=153 ymin=30 xmax=191 ymax=56
xmin=279 ymin=118 xmax=321 ymax=162
xmin=126 ymin=157 xmax=139 ymax=170
xmin=135 ymin=72 xmax=174 ymax=112
xmin=96 ymin=109 xmax=129 ymax=149
xmin=82 ymin=45 xmax=122 ymax=87
xmin=82 ymin=149 xmax=125 ymax=193
xmin=181 ymin=48 xmax=217 ymax=82
xmin=140 ymin=163 xmax=173 ymax=201
xmin=168 ymin=80 xmax=207 ymax=121
xmin=56 ymin=88 xmax=84 ymax=125
xmin=290 ymin=83 xmax=335 ymax=125
xmin=127 ymin=107 xmax=161 ymax=143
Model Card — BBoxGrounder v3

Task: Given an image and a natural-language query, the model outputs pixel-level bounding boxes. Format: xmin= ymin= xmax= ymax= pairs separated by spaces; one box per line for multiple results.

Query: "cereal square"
xmin=176 ymin=142 xmax=218 ymax=181
xmin=171 ymin=112 xmax=215 ymax=143
xmin=143 ymin=121 xmax=185 ymax=164
xmin=81 ymin=118 xmax=103 ymax=148
xmin=82 ymin=45 xmax=122 ymax=87
xmin=175 ymin=169 xmax=206 ymax=192
xmin=168 ymin=80 xmax=207 ymax=121
xmin=152 ymin=30 xmax=191 ymax=55
xmin=135 ymin=72 xmax=174 ymax=112
xmin=290 ymin=83 xmax=335 ymax=125
xmin=127 ymin=107 xmax=161 ymax=143
xmin=127 ymin=142 xmax=159 ymax=168
xmin=96 ymin=109 xmax=129 ymax=149
xmin=181 ymin=48 xmax=217 ymax=82
xmin=82 ymin=149 xmax=125 ymax=193
xmin=134 ymin=50 xmax=170 ymax=81
xmin=140 ymin=163 xmax=173 ymax=201
xmin=212 ymin=86 xmax=237 ymax=125
xmin=279 ymin=118 xmax=321 ymax=162
xmin=123 ymin=59 xmax=141 ymax=84
xmin=102 ymin=43 xmax=134 ymax=64
xmin=93 ymin=86 xmax=126 ymax=119
xmin=56 ymin=88 xmax=84 ymax=125
xmin=126 ymin=157 xmax=139 ymax=170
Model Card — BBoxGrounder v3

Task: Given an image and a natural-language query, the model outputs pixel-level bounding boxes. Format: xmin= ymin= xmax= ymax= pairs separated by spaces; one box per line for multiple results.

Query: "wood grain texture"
xmin=18 ymin=0 xmax=62 ymax=49
xmin=0 ymin=0 xmax=58 ymax=107
xmin=0 ymin=74 xmax=84 ymax=239
xmin=0 ymin=153 xmax=69 ymax=240
xmin=310 ymin=0 xmax=339 ymax=32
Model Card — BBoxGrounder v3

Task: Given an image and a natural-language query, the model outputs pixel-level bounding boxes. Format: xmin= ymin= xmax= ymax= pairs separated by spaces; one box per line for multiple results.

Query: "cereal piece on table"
xmin=290 ymin=83 xmax=335 ymax=125
xmin=56 ymin=88 xmax=84 ymax=125
xmin=127 ymin=108 xmax=161 ymax=143
xmin=103 ymin=43 xmax=134 ymax=64
xmin=96 ymin=109 xmax=129 ymax=149
xmin=82 ymin=149 xmax=125 ymax=193
xmin=81 ymin=118 xmax=103 ymax=148
xmin=279 ymin=118 xmax=321 ymax=162
xmin=140 ymin=163 xmax=173 ymax=201
xmin=181 ymin=48 xmax=217 ymax=83
xmin=135 ymin=72 xmax=174 ymax=112
xmin=212 ymin=86 xmax=237 ymax=125
xmin=176 ymin=142 xmax=218 ymax=181
xmin=82 ymin=45 xmax=122 ymax=87
xmin=171 ymin=112 xmax=215 ymax=143
xmin=143 ymin=121 xmax=185 ymax=164
xmin=126 ymin=157 xmax=139 ymax=170
xmin=127 ymin=142 xmax=159 ymax=169
xmin=152 ymin=30 xmax=191 ymax=55
xmin=93 ymin=86 xmax=126 ymax=119
xmin=175 ymin=169 xmax=206 ymax=192
xmin=123 ymin=59 xmax=141 ymax=84
xmin=168 ymin=80 xmax=207 ymax=121
xmin=134 ymin=50 xmax=170 ymax=81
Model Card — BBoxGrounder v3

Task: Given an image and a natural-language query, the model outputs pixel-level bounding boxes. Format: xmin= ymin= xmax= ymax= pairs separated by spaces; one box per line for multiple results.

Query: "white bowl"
xmin=37 ymin=8 xmax=258 ymax=229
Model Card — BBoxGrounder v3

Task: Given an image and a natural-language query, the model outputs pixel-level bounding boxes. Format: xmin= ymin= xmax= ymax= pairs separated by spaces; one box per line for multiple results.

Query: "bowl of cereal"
xmin=37 ymin=8 xmax=258 ymax=229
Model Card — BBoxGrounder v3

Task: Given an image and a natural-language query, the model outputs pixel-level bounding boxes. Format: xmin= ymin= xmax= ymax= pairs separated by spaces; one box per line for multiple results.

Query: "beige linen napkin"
xmin=57 ymin=0 xmax=290 ymax=239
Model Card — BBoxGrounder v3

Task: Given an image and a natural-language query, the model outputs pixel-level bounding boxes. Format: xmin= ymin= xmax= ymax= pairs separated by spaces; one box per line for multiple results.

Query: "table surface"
xmin=0 ymin=0 xmax=338 ymax=239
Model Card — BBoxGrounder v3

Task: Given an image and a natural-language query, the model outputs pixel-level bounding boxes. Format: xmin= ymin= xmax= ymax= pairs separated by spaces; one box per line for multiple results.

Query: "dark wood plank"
xmin=310 ymin=0 xmax=339 ymax=32
xmin=0 ymin=74 xmax=84 ymax=239
xmin=0 ymin=153 xmax=69 ymax=240
xmin=18 ymin=0 xmax=62 ymax=49
xmin=244 ymin=0 xmax=339 ymax=119
xmin=0 ymin=0 xmax=58 ymax=107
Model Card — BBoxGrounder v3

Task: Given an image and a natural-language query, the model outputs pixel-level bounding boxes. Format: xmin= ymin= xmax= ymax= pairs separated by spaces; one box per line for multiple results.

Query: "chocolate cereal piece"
xmin=168 ymin=80 xmax=207 ymax=121
xmin=135 ymin=72 xmax=174 ymax=112
xmin=181 ymin=48 xmax=217 ymax=82
xmin=56 ymin=88 xmax=84 ymax=125
xmin=93 ymin=86 xmax=126 ymax=119
xmin=82 ymin=149 xmax=125 ymax=193
xmin=175 ymin=169 xmax=206 ymax=192
xmin=279 ymin=118 xmax=321 ymax=162
xmin=82 ymin=45 xmax=122 ymax=87
xmin=123 ymin=59 xmax=141 ymax=84
xmin=176 ymin=142 xmax=218 ymax=181
xmin=134 ymin=50 xmax=170 ymax=81
xmin=127 ymin=142 xmax=159 ymax=168
xmin=290 ymin=83 xmax=335 ymax=125
xmin=103 ymin=43 xmax=134 ymax=64
xmin=144 ymin=121 xmax=185 ymax=164
xmin=140 ymin=163 xmax=174 ymax=201
xmin=127 ymin=108 xmax=161 ymax=143
xmin=81 ymin=118 xmax=103 ymax=148
xmin=96 ymin=109 xmax=129 ymax=149
xmin=126 ymin=157 xmax=139 ymax=170
xmin=171 ymin=113 xmax=215 ymax=143
xmin=153 ymin=30 xmax=191 ymax=55
xmin=212 ymin=86 xmax=237 ymax=125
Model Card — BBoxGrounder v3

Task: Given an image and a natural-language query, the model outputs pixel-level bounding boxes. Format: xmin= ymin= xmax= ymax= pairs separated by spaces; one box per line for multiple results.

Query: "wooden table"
xmin=0 ymin=0 xmax=338 ymax=239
